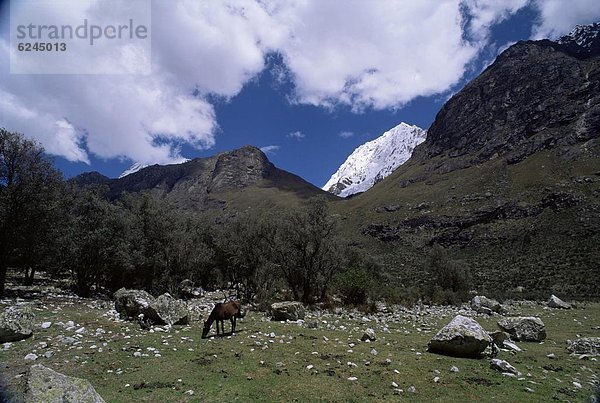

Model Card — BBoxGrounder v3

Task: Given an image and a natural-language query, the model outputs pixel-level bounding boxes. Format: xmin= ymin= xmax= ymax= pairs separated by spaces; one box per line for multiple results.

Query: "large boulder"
xmin=427 ymin=315 xmax=493 ymax=358
xmin=178 ymin=280 xmax=204 ymax=299
xmin=271 ymin=301 xmax=305 ymax=321
xmin=114 ymin=288 xmax=154 ymax=319
xmin=497 ymin=317 xmax=546 ymax=342
xmin=547 ymin=295 xmax=571 ymax=309
xmin=0 ymin=305 xmax=35 ymax=343
xmin=23 ymin=364 xmax=105 ymax=402
xmin=145 ymin=293 xmax=189 ymax=325
xmin=470 ymin=296 xmax=504 ymax=315
xmin=567 ymin=337 xmax=600 ymax=355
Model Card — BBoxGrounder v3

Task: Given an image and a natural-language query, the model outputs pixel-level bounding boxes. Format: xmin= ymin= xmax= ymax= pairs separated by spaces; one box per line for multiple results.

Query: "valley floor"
xmin=1 ymin=283 xmax=599 ymax=402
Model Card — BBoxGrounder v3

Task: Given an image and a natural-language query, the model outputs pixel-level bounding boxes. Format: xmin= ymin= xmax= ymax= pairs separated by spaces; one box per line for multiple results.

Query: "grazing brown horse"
xmin=202 ymin=301 xmax=245 ymax=338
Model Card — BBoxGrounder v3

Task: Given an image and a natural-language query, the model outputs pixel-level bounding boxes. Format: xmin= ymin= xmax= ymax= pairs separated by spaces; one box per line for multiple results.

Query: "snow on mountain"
xmin=323 ymin=122 xmax=426 ymax=197
xmin=118 ymin=159 xmax=190 ymax=179
xmin=557 ymin=22 xmax=600 ymax=49
xmin=118 ymin=162 xmax=150 ymax=179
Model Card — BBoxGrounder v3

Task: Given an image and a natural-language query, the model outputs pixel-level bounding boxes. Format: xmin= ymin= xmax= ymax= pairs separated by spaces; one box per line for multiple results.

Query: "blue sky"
xmin=1 ymin=1 xmax=599 ymax=187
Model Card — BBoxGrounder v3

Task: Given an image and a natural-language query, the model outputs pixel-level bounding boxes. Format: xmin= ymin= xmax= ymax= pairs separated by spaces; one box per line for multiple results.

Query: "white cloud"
xmin=531 ymin=0 xmax=600 ymax=39
xmin=2 ymin=0 xmax=596 ymax=167
xmin=287 ymin=130 xmax=305 ymax=140
xmin=338 ymin=131 xmax=354 ymax=139
xmin=260 ymin=145 xmax=280 ymax=154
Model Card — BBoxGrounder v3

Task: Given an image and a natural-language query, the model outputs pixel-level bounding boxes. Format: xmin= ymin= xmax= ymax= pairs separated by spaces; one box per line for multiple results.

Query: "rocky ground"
xmin=0 ymin=277 xmax=599 ymax=402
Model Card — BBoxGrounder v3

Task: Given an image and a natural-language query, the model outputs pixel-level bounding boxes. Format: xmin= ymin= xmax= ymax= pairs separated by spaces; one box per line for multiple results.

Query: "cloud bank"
xmin=1 ymin=0 xmax=598 ymax=166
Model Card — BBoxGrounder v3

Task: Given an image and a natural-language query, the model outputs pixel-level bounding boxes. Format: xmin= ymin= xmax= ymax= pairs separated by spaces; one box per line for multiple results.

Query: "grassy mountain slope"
xmin=335 ymin=38 xmax=600 ymax=299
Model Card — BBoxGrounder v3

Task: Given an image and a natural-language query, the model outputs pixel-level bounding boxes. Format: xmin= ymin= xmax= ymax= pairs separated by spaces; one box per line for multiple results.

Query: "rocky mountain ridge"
xmin=72 ymin=145 xmax=332 ymax=210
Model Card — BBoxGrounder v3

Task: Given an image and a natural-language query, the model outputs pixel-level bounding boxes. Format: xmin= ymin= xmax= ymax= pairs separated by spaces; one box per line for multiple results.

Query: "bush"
xmin=425 ymin=245 xmax=472 ymax=305
xmin=333 ymin=268 xmax=372 ymax=305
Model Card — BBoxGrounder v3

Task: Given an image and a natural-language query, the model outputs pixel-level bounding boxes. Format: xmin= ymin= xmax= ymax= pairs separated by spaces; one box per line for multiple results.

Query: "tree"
xmin=214 ymin=212 xmax=277 ymax=302
xmin=0 ymin=129 xmax=63 ymax=296
xmin=269 ymin=197 xmax=345 ymax=303
xmin=62 ymin=186 xmax=131 ymax=297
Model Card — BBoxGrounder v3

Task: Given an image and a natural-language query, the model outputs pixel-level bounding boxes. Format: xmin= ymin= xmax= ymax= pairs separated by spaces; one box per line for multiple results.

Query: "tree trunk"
xmin=0 ymin=262 xmax=7 ymax=297
xmin=301 ymin=283 xmax=312 ymax=304
xmin=24 ymin=267 xmax=35 ymax=286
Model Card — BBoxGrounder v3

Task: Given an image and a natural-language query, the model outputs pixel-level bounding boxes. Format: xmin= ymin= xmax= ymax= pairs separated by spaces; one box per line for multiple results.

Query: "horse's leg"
xmin=233 ymin=316 xmax=236 ymax=334
xmin=230 ymin=318 xmax=234 ymax=335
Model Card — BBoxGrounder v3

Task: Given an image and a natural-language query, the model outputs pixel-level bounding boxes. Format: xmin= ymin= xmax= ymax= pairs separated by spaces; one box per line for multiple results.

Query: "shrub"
xmin=333 ymin=267 xmax=372 ymax=305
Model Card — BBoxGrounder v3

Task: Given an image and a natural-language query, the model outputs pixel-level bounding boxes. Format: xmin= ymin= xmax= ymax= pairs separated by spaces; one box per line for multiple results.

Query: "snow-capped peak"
xmin=323 ymin=122 xmax=426 ymax=197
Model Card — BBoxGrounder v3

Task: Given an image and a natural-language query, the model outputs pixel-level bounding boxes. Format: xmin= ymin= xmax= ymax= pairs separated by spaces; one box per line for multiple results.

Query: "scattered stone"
xmin=567 ymin=337 xmax=600 ymax=355
xmin=392 ymin=382 xmax=399 ymax=388
xmin=347 ymin=377 xmax=358 ymax=381
xmin=547 ymin=295 xmax=571 ymax=309
xmin=184 ymin=390 xmax=195 ymax=396
xmin=408 ymin=386 xmax=417 ymax=393
xmin=60 ymin=336 xmax=76 ymax=345
xmin=178 ymin=280 xmax=204 ymax=299
xmin=572 ymin=382 xmax=582 ymax=389
xmin=0 ymin=304 xmax=35 ymax=343
xmin=23 ymin=364 xmax=105 ymax=402
xmin=503 ymin=341 xmax=522 ymax=352
xmin=525 ymin=387 xmax=535 ymax=393
xmin=497 ymin=317 xmax=546 ymax=342
xmin=44 ymin=351 xmax=54 ymax=359
xmin=490 ymin=358 xmax=519 ymax=375
xmin=471 ymin=296 xmax=504 ymax=315
xmin=450 ymin=366 xmax=459 ymax=373
xmin=41 ymin=322 xmax=52 ymax=329
xmin=433 ymin=376 xmax=440 ymax=383
xmin=24 ymin=353 xmax=38 ymax=361
xmin=547 ymin=353 xmax=556 ymax=359
xmin=370 ymin=348 xmax=378 ymax=356
xmin=428 ymin=315 xmax=493 ymax=358
xmin=361 ymin=328 xmax=376 ymax=342
xmin=270 ymin=301 xmax=305 ymax=321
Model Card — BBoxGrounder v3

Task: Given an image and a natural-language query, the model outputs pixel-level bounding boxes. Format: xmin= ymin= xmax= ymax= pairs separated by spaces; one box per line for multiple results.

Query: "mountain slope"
xmin=74 ymin=145 xmax=335 ymax=211
xmin=323 ymin=123 xmax=426 ymax=197
xmin=335 ymin=23 xmax=600 ymax=299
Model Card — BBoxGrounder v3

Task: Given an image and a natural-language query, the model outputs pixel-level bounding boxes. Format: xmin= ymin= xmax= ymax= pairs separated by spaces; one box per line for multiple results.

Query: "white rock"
xmin=41 ymin=322 xmax=52 ymax=329
xmin=347 ymin=377 xmax=358 ymax=381
xmin=450 ymin=366 xmax=459 ymax=373
xmin=490 ymin=358 xmax=519 ymax=375
xmin=433 ymin=376 xmax=440 ymax=383
xmin=573 ymin=382 xmax=582 ymax=389
xmin=391 ymin=382 xmax=399 ymax=388
xmin=24 ymin=353 xmax=38 ymax=361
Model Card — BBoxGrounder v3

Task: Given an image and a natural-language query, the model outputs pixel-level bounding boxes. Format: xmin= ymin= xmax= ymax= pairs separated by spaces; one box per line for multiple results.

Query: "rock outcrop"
xmin=23 ymin=364 xmax=105 ymax=402
xmin=567 ymin=337 xmax=600 ymax=355
xmin=271 ymin=301 xmax=305 ymax=321
xmin=0 ymin=305 xmax=35 ymax=343
xmin=497 ymin=317 xmax=546 ymax=342
xmin=145 ymin=293 xmax=189 ymax=326
xmin=427 ymin=315 xmax=492 ymax=358
xmin=114 ymin=288 xmax=154 ymax=319
xmin=547 ymin=295 xmax=571 ymax=309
